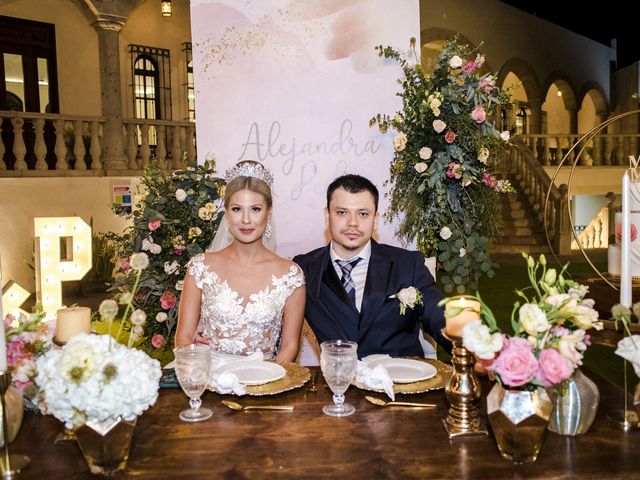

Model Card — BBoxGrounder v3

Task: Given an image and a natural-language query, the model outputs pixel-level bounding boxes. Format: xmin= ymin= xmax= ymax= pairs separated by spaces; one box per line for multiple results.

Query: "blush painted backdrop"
xmin=190 ymin=0 xmax=419 ymax=258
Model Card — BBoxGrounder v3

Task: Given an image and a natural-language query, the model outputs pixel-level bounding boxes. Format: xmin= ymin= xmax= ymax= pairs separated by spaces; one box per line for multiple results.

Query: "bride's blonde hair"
xmin=223 ymin=160 xmax=273 ymax=209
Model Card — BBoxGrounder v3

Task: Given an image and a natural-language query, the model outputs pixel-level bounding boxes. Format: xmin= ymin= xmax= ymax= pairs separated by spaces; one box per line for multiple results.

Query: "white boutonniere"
xmin=392 ymin=287 xmax=424 ymax=315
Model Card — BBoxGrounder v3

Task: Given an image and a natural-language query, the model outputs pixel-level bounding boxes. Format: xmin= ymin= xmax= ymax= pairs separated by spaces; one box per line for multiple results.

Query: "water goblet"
xmin=174 ymin=344 xmax=213 ymax=422
xmin=320 ymin=340 xmax=358 ymax=417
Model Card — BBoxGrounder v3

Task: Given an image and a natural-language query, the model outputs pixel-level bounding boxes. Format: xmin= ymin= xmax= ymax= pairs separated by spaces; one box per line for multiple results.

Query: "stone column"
xmin=528 ymin=100 xmax=543 ymax=134
xmin=94 ymin=17 xmax=127 ymax=169
xmin=567 ymin=107 xmax=578 ymax=134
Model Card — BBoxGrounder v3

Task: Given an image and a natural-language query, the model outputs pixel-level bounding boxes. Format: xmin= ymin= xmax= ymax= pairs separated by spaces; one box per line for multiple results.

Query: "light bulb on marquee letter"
xmin=34 ymin=217 xmax=92 ymax=317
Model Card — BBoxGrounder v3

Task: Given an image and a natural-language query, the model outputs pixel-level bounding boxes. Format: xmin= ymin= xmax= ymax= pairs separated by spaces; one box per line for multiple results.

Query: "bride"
xmin=175 ymin=160 xmax=306 ymax=361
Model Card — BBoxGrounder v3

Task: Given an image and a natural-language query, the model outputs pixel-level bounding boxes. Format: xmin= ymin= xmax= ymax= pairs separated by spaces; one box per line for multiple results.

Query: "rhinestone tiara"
xmin=224 ymin=161 xmax=274 ymax=188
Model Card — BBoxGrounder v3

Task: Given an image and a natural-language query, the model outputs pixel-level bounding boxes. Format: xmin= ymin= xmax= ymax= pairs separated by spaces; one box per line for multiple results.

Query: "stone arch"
xmin=578 ymin=81 xmax=609 ymax=116
xmin=542 ymin=71 xmax=578 ymax=111
xmin=497 ymin=58 xmax=541 ymax=104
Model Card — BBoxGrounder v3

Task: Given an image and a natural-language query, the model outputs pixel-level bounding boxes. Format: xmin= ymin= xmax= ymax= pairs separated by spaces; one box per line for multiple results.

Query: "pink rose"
xmin=148 ymin=220 xmax=161 ymax=231
xmin=482 ymin=172 xmax=495 ymax=188
xmin=4 ymin=313 xmax=15 ymax=327
xmin=174 ymin=246 xmax=185 ymax=255
xmin=444 ymin=130 xmax=456 ymax=144
xmin=151 ymin=334 xmax=164 ymax=349
xmin=471 ymin=105 xmax=486 ymax=124
xmin=7 ymin=338 xmax=30 ymax=366
xmin=160 ymin=290 xmax=177 ymax=310
xmin=536 ymin=348 xmax=573 ymax=387
xmin=489 ymin=337 xmax=538 ymax=387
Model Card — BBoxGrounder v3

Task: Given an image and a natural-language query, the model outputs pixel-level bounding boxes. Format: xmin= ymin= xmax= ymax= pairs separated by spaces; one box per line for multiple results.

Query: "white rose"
xmin=155 ymin=312 xmax=168 ymax=323
xmin=419 ymin=147 xmax=432 ymax=160
xmin=393 ymin=132 xmax=408 ymax=152
xmin=477 ymin=147 xmax=489 ymax=164
xmin=130 ymin=309 xmax=147 ymax=326
xmin=518 ymin=303 xmax=550 ymax=336
xmin=164 ymin=260 xmax=179 ymax=275
xmin=414 ymin=162 xmax=428 ymax=173
xmin=149 ymin=243 xmax=162 ymax=255
xmin=500 ymin=130 xmax=511 ymax=142
xmin=396 ymin=287 xmax=418 ymax=309
xmin=449 ymin=55 xmax=463 ymax=68
xmin=616 ymin=335 xmax=640 ymax=376
xmin=175 ymin=189 xmax=187 ymax=202
xmin=141 ymin=238 xmax=152 ymax=251
xmin=429 ymin=97 xmax=442 ymax=109
xmin=433 ymin=119 xmax=446 ymax=133
xmin=459 ymin=248 xmax=466 ymax=257
xmin=439 ymin=226 xmax=452 ymax=240
xmin=462 ymin=319 xmax=503 ymax=360
xmin=432 ymin=107 xmax=441 ymax=117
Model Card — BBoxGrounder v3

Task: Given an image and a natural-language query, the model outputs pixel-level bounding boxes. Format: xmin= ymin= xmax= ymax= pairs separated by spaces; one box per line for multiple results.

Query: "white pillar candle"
xmin=445 ymin=297 xmax=481 ymax=337
xmin=621 ymin=171 xmax=632 ymax=307
xmin=55 ymin=306 xmax=92 ymax=343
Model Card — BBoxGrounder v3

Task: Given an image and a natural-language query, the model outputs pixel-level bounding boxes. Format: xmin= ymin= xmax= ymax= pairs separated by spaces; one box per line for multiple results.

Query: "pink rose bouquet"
xmin=4 ymin=303 xmax=52 ymax=412
xmin=443 ymin=253 xmax=602 ymax=390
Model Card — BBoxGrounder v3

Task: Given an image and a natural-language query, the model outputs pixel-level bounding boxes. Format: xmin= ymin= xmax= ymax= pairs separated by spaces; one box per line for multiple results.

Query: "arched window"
xmin=133 ymin=54 xmax=159 ymax=121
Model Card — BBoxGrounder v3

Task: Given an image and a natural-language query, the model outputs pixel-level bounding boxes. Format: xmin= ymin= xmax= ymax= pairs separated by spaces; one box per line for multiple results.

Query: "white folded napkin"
xmin=209 ymin=351 xmax=264 ymax=396
xmin=356 ymin=355 xmax=395 ymax=401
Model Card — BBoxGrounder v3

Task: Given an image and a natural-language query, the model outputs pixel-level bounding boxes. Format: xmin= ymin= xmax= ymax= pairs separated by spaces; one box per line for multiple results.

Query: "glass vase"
xmin=487 ymin=383 xmax=553 ymax=464
xmin=74 ymin=417 xmax=137 ymax=476
xmin=0 ymin=386 xmax=24 ymax=446
xmin=547 ymin=368 xmax=599 ymax=435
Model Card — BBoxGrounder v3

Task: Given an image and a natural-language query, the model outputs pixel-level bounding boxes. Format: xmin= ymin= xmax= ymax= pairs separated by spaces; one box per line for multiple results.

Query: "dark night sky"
xmin=499 ymin=1 xmax=639 ymax=69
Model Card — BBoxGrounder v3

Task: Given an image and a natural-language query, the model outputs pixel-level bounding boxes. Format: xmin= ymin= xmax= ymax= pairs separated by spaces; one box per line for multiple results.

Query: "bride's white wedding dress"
xmin=188 ymin=254 xmax=305 ymax=359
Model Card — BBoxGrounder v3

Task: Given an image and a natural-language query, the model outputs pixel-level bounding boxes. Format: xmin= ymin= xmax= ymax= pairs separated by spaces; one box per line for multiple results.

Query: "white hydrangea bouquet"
xmin=35 ymin=253 xmax=162 ymax=429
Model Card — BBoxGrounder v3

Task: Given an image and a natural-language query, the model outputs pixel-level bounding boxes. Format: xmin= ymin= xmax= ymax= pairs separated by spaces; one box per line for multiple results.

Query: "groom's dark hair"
xmin=327 ymin=174 xmax=379 ymax=212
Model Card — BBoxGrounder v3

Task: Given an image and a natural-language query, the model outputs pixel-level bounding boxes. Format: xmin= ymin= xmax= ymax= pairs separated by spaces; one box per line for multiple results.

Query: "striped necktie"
xmin=335 ymin=258 xmax=361 ymax=305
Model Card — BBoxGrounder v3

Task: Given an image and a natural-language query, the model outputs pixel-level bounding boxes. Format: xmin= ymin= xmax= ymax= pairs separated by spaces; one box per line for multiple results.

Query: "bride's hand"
xmin=194 ymin=332 xmax=209 ymax=345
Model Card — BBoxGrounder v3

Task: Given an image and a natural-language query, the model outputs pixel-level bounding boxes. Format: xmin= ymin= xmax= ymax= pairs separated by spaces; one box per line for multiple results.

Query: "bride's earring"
xmin=225 ymin=227 xmax=233 ymax=240
xmin=265 ymin=222 xmax=272 ymax=239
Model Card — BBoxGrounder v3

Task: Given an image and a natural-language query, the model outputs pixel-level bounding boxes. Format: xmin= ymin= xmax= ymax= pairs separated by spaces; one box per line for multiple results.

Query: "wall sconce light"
xmin=161 ymin=0 xmax=172 ymax=17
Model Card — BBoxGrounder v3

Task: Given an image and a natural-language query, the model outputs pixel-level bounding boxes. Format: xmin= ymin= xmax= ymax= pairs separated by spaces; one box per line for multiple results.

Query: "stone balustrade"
xmin=518 ymin=133 xmax=640 ymax=166
xmin=0 ymin=110 xmax=195 ymax=175
xmin=571 ymin=206 xmax=609 ymax=249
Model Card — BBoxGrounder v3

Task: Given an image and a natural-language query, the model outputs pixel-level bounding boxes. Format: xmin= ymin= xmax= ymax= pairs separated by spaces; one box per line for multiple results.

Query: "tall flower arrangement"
xmin=449 ymin=254 xmax=602 ymax=390
xmin=101 ymin=160 xmax=225 ymax=364
xmin=371 ymin=39 xmax=514 ymax=293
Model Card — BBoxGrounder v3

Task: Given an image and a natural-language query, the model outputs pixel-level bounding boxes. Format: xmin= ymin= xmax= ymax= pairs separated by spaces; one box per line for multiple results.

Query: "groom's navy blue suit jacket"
xmin=293 ymin=240 xmax=449 ymax=358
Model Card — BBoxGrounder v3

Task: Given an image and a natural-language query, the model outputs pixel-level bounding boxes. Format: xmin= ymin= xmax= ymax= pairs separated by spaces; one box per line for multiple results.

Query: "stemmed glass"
xmin=174 ymin=344 xmax=213 ymax=422
xmin=320 ymin=340 xmax=358 ymax=417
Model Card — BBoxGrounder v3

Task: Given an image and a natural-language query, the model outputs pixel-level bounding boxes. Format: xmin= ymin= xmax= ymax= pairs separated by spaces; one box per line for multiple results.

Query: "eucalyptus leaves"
xmin=371 ymin=39 xmax=514 ymax=292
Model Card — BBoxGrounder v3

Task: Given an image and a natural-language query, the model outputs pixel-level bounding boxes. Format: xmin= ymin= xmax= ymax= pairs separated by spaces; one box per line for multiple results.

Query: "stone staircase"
xmin=490 ymin=175 xmax=552 ymax=255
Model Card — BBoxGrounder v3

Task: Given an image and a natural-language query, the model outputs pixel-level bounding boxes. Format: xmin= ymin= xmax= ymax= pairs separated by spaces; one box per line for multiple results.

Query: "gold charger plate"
xmin=353 ymin=358 xmax=452 ymax=394
xmin=208 ymin=361 xmax=310 ymax=396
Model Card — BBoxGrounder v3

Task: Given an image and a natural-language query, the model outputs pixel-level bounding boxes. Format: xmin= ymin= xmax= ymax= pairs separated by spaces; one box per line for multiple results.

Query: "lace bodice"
xmin=187 ymin=254 xmax=305 ymax=359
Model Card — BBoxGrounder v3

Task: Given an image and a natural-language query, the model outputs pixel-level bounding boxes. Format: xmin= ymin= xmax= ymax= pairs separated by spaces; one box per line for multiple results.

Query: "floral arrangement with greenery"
xmin=36 ymin=255 xmax=162 ymax=429
xmin=444 ymin=253 xmax=602 ymax=390
xmin=4 ymin=303 xmax=51 ymax=412
xmin=99 ymin=160 xmax=225 ymax=365
xmin=371 ymin=38 xmax=515 ymax=293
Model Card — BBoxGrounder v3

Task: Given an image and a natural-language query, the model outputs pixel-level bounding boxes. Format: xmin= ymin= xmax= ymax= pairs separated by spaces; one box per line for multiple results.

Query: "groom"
xmin=293 ymin=174 xmax=449 ymax=358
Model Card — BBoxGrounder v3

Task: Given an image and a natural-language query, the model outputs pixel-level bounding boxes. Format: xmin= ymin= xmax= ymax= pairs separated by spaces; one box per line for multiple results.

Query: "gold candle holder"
xmin=0 ymin=372 xmax=30 ymax=478
xmin=607 ymin=360 xmax=639 ymax=431
xmin=441 ymin=329 xmax=488 ymax=439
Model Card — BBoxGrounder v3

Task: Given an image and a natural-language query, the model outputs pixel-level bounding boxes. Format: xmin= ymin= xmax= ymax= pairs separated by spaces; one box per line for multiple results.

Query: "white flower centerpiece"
xmin=35 ymin=253 xmax=162 ymax=476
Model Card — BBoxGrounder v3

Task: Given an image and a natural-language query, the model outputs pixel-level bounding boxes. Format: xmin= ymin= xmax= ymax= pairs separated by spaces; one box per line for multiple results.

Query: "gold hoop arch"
xmin=543 ymin=109 xmax=640 ymax=290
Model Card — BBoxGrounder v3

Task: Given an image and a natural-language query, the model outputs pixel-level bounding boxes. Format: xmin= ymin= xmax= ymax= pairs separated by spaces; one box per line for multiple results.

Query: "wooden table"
xmin=12 ymin=368 xmax=640 ymax=479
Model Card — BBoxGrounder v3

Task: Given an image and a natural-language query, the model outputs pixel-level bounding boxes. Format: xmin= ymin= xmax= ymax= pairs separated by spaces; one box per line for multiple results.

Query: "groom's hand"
xmin=194 ymin=332 xmax=209 ymax=344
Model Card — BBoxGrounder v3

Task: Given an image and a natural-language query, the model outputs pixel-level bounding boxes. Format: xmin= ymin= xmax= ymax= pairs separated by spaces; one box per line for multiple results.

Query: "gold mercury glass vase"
xmin=74 ymin=417 xmax=137 ymax=476
xmin=487 ymin=383 xmax=553 ymax=464
xmin=0 ymin=386 xmax=24 ymax=446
